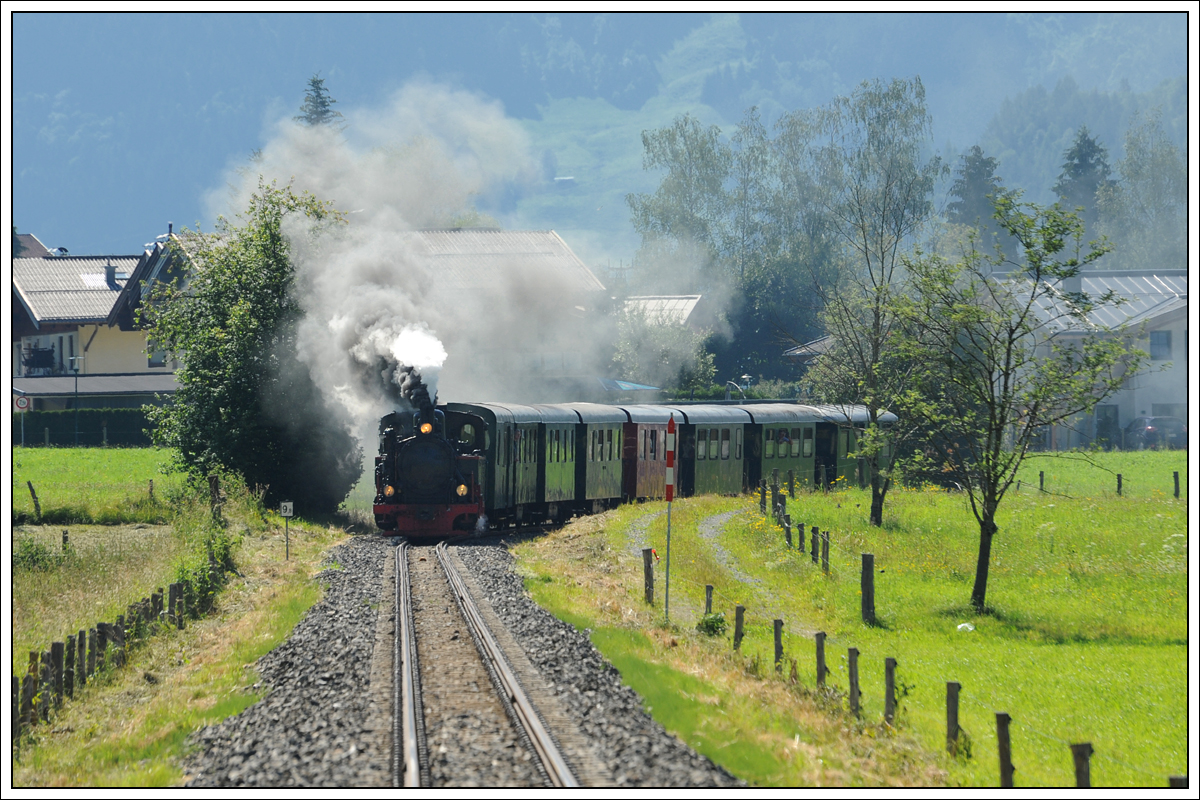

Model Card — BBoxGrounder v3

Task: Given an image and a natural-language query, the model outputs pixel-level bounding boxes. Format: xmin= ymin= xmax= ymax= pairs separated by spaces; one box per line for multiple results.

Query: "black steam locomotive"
xmin=373 ymin=401 xmax=895 ymax=539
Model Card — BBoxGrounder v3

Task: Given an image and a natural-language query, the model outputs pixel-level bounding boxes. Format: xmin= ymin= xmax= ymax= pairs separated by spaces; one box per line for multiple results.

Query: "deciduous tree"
xmin=795 ymin=76 xmax=944 ymax=527
xmin=142 ymin=181 xmax=361 ymax=513
xmin=901 ymin=196 xmax=1146 ymax=611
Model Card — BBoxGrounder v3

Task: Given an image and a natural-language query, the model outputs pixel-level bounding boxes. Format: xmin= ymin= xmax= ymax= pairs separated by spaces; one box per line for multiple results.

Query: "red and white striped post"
xmin=665 ymin=414 xmax=675 ymax=622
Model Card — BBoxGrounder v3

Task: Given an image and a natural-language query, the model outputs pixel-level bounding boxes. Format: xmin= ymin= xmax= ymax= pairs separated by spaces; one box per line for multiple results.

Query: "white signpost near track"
xmin=665 ymin=414 xmax=675 ymax=622
xmin=281 ymin=501 xmax=293 ymax=561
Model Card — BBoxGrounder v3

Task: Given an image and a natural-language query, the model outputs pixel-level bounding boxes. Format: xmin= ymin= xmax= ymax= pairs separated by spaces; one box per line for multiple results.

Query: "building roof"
xmin=13 ymin=372 xmax=178 ymax=396
xmin=783 ymin=335 xmax=834 ymax=362
xmin=625 ymin=295 xmax=704 ymax=326
xmin=402 ymin=229 xmax=605 ymax=294
xmin=12 ymin=255 xmax=140 ymax=326
xmin=14 ymin=232 xmax=51 ymax=258
xmin=1001 ymin=270 xmax=1187 ymax=332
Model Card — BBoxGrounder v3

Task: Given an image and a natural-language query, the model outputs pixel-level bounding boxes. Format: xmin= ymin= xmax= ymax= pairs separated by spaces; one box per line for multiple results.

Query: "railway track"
xmin=393 ymin=541 xmax=579 ymax=788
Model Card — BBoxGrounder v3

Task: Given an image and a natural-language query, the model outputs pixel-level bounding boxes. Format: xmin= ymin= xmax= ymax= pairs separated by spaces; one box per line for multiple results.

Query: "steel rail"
xmin=435 ymin=542 xmax=580 ymax=788
xmin=395 ymin=542 xmax=422 ymax=788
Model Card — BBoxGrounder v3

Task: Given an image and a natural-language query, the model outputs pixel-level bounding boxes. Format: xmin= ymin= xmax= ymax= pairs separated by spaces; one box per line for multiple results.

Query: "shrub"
xmin=696 ymin=611 xmax=727 ymax=636
xmin=14 ymin=535 xmax=64 ymax=571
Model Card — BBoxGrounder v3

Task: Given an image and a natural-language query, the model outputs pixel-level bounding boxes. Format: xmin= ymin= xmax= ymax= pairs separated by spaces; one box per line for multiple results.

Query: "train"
xmin=372 ymin=401 xmax=896 ymax=538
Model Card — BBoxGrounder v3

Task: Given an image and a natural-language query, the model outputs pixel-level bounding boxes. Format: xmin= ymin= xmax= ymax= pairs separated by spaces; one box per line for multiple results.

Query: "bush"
xmin=14 ymin=535 xmax=65 ymax=571
xmin=696 ymin=611 xmax=727 ymax=636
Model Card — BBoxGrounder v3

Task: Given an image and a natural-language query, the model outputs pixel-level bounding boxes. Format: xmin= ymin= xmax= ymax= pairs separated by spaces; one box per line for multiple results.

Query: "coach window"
xmin=650 ymin=429 xmax=657 ymax=461
xmin=708 ymin=428 xmax=719 ymax=460
xmin=590 ymin=430 xmax=596 ymax=462
xmin=765 ymin=428 xmax=775 ymax=458
xmin=846 ymin=430 xmax=855 ymax=455
xmin=459 ymin=423 xmax=475 ymax=447
xmin=735 ymin=428 xmax=743 ymax=459
xmin=803 ymin=428 xmax=813 ymax=458
xmin=607 ymin=428 xmax=614 ymax=461
xmin=721 ymin=428 xmax=731 ymax=460
xmin=641 ymin=430 xmax=647 ymax=461
xmin=696 ymin=429 xmax=707 ymax=460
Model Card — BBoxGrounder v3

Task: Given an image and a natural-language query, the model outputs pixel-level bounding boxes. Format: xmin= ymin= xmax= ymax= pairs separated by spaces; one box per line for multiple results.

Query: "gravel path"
xmin=697 ymin=510 xmax=762 ymax=587
xmin=625 ymin=509 xmax=664 ymax=557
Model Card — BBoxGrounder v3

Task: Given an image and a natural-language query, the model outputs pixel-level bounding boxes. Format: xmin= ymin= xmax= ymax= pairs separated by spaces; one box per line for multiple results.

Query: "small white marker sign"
xmin=280 ymin=502 xmax=293 ymax=518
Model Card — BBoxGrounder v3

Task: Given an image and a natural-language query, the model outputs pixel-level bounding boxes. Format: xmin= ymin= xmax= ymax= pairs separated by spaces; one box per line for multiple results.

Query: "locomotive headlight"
xmin=384 ymin=485 xmax=396 ymax=498
xmin=420 ymin=422 xmax=433 ymax=434
xmin=456 ymin=484 xmax=468 ymax=497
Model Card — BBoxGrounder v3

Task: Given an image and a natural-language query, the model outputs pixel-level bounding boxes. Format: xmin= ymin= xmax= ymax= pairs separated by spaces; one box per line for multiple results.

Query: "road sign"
xmin=280 ymin=502 xmax=293 ymax=517
xmin=14 ymin=395 xmax=30 ymax=411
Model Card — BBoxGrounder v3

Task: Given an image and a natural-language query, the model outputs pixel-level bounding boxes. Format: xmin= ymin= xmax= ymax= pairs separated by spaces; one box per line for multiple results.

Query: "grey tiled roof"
xmin=402 ymin=229 xmax=605 ymax=294
xmin=13 ymin=255 xmax=140 ymax=324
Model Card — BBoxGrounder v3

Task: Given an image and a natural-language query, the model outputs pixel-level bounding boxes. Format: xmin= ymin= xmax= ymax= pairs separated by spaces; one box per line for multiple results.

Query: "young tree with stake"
xmin=900 ymin=195 xmax=1146 ymax=611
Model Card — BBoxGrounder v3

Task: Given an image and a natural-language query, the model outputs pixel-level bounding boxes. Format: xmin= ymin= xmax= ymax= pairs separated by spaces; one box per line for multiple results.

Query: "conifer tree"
xmin=295 ymin=74 xmax=346 ymax=129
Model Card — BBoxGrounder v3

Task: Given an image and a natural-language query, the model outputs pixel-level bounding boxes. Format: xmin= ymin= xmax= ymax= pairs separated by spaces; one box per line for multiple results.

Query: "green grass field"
xmin=12 ymin=447 xmax=186 ymax=524
xmin=515 ymin=450 xmax=1188 ymax=787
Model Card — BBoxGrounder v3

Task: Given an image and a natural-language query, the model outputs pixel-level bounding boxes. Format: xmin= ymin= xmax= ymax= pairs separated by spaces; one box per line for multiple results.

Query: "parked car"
xmin=1124 ymin=417 xmax=1187 ymax=450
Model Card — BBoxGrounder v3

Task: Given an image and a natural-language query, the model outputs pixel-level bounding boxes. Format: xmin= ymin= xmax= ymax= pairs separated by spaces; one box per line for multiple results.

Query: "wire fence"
xmin=622 ymin=480 xmax=1188 ymax=788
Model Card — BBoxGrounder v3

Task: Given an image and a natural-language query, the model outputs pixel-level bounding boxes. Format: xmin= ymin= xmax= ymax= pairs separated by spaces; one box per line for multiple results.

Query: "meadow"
xmin=514 ymin=450 xmax=1188 ymax=787
xmin=11 ymin=447 xmax=344 ymax=786
xmin=12 ymin=447 xmax=186 ymax=524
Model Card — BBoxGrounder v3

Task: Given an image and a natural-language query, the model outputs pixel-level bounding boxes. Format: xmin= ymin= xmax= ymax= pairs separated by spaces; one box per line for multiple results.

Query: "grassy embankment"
xmin=513 ymin=450 xmax=1188 ymax=787
xmin=11 ymin=447 xmax=347 ymax=787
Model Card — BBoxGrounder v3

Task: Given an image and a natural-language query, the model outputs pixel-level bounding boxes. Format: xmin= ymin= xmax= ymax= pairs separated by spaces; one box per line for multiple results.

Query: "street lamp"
xmin=69 ymin=356 xmax=83 ymax=445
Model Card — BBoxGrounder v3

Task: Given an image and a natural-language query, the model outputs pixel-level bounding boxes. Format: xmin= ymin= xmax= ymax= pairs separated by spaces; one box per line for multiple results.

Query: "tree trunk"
xmin=971 ymin=515 xmax=997 ymax=611
xmin=869 ymin=471 xmax=886 ymax=527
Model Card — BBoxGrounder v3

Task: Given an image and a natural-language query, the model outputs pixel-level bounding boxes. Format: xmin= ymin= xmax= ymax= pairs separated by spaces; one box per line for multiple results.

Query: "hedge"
xmin=12 ymin=408 xmax=153 ymax=447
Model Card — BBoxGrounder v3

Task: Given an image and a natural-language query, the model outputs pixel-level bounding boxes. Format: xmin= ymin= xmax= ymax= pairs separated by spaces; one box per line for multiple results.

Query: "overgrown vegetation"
xmin=513 ymin=450 xmax=1186 ymax=786
xmin=12 ymin=447 xmax=344 ymax=786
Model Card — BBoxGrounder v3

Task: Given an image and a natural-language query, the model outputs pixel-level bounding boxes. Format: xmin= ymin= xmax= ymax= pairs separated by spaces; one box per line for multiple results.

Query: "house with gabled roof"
xmin=1008 ymin=269 xmax=1187 ymax=450
xmin=11 ymin=230 xmax=181 ymax=411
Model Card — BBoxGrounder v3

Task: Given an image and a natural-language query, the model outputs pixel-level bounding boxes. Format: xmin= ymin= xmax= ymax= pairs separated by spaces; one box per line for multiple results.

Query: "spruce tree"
xmin=294 ymin=74 xmax=346 ymax=129
xmin=1052 ymin=126 xmax=1112 ymax=243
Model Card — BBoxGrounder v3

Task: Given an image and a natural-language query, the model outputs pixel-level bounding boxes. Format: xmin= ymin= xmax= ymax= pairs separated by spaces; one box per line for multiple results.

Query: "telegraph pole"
xmin=665 ymin=414 xmax=676 ymax=622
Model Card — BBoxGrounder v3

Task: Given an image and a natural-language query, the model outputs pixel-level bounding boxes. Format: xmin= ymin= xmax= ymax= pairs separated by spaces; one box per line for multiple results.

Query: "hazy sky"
xmin=9 ymin=11 xmax=1192 ymax=260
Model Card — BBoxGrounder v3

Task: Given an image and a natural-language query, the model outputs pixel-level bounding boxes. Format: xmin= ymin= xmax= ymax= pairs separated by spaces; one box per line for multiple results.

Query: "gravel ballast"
xmin=184 ymin=533 xmax=743 ymax=787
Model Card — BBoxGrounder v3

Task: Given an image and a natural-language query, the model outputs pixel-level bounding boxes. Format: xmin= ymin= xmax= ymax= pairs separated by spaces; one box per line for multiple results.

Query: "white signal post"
xmin=665 ymin=415 xmax=675 ymax=622
xmin=281 ymin=501 xmax=293 ymax=560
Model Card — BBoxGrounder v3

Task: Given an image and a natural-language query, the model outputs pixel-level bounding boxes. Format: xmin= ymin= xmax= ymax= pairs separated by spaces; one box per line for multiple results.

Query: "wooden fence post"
xmin=884 ymin=657 xmax=897 ymax=724
xmin=815 ymin=632 xmax=827 ymax=687
xmin=149 ymin=479 xmax=154 ymax=502
xmin=774 ymin=619 xmax=784 ymax=672
xmin=11 ymin=676 xmax=19 ymax=743
xmin=65 ymin=633 xmax=75 ymax=699
xmin=27 ymin=481 xmax=42 ymax=519
xmin=1173 ymin=471 xmax=1179 ymax=499
xmin=76 ymin=631 xmax=87 ymax=687
xmin=784 ymin=514 xmax=792 ymax=548
xmin=87 ymin=628 xmax=97 ymax=677
xmin=779 ymin=493 xmax=787 ymax=522
xmin=759 ymin=480 xmax=767 ymax=514
xmin=62 ymin=529 xmax=69 ymax=553
xmin=821 ymin=530 xmax=830 ymax=575
xmin=946 ymin=682 xmax=962 ymax=753
xmin=39 ymin=651 xmax=51 ymax=721
xmin=811 ymin=526 xmax=819 ymax=564
xmin=797 ymin=522 xmax=806 ymax=554
xmin=20 ymin=673 xmax=36 ymax=728
xmin=642 ymin=548 xmax=654 ymax=605
xmin=734 ymin=605 xmax=745 ymax=650
xmin=1117 ymin=473 xmax=1122 ymax=496
xmin=1070 ymin=742 xmax=1093 ymax=788
xmin=51 ymin=641 xmax=64 ymax=707
xmin=704 ymin=584 xmax=713 ymax=615
xmin=996 ymin=712 xmax=1014 ymax=787
xmin=861 ymin=554 xmax=875 ymax=624
xmin=787 ymin=469 xmax=794 ymax=498
xmin=848 ymin=647 xmax=860 ymax=717
xmin=1039 ymin=471 xmax=1045 ymax=492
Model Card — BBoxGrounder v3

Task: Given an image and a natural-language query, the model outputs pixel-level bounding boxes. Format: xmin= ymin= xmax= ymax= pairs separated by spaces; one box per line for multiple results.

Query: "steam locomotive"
xmin=373 ymin=401 xmax=895 ymax=539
